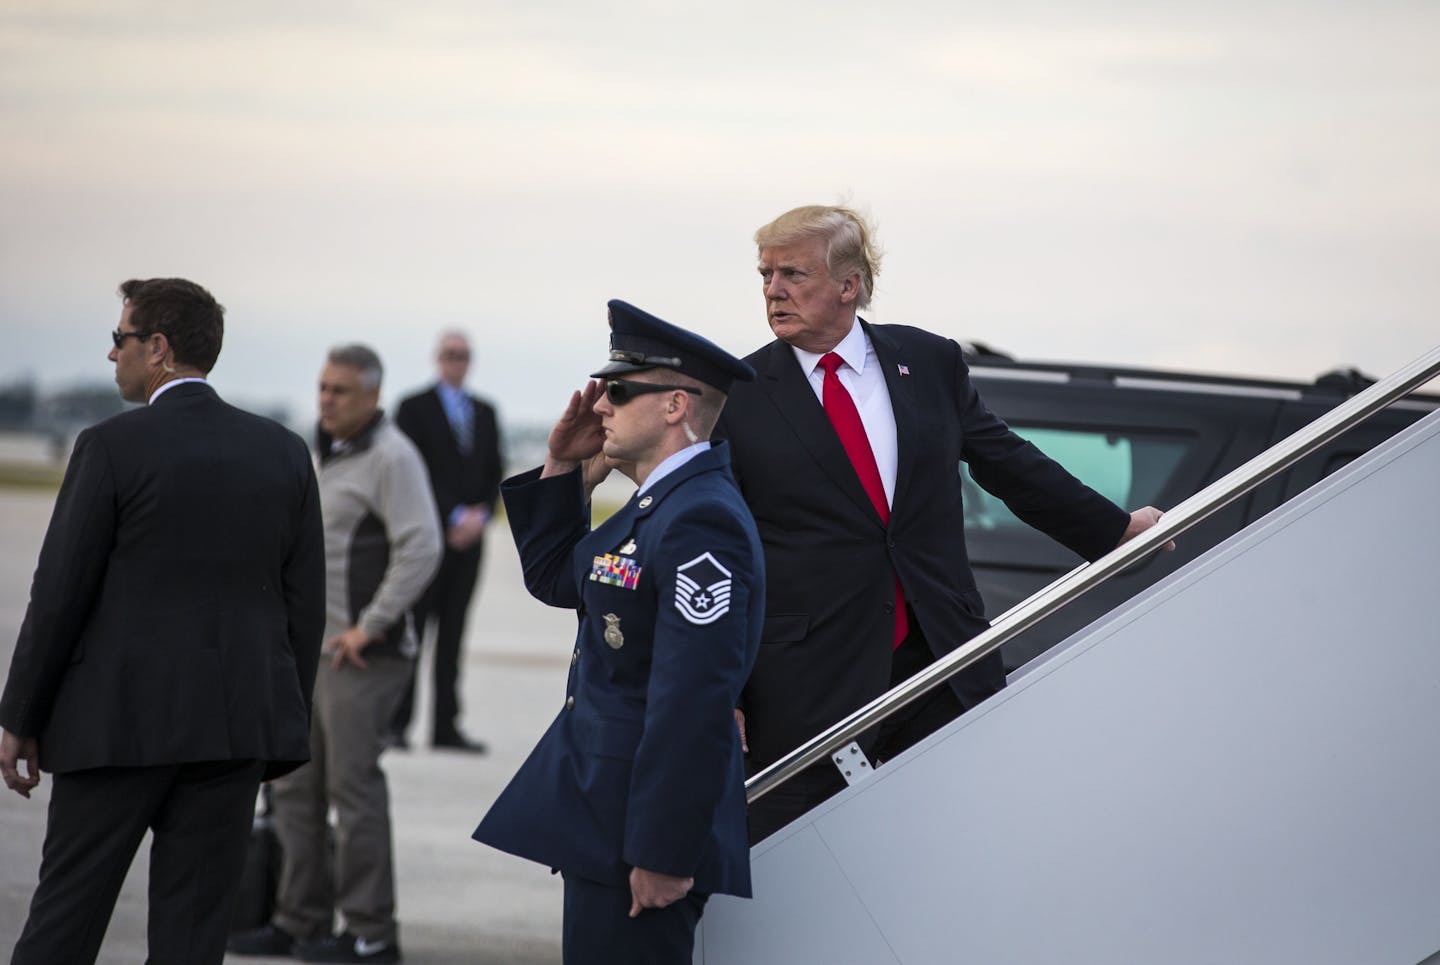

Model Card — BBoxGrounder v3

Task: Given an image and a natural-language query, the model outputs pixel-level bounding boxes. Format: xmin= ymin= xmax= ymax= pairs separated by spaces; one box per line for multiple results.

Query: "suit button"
xmin=883 ymin=602 xmax=895 ymax=615
xmin=571 ymin=650 xmax=579 ymax=666
xmin=565 ymin=696 xmax=575 ymax=710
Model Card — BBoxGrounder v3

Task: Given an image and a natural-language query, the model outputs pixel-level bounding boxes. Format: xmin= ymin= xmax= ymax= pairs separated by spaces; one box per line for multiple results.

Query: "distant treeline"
xmin=0 ymin=377 xmax=288 ymax=440
xmin=0 ymin=378 xmax=130 ymax=437
xmin=1 ymin=376 xmax=552 ymax=474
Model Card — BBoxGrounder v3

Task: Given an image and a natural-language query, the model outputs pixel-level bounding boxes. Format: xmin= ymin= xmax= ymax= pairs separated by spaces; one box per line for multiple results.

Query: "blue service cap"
xmin=590 ymin=299 xmax=756 ymax=393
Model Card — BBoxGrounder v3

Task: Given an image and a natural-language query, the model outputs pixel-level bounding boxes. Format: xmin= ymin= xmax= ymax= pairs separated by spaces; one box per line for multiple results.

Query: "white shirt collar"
xmin=149 ymin=377 xmax=208 ymax=405
xmin=639 ymin=441 xmax=712 ymax=495
xmin=789 ymin=316 xmax=866 ymax=377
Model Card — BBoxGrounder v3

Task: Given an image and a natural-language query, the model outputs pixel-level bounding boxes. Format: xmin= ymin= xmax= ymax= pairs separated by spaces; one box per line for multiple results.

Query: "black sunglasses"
xmin=604 ymin=379 xmax=703 ymax=406
xmin=111 ymin=329 xmax=153 ymax=348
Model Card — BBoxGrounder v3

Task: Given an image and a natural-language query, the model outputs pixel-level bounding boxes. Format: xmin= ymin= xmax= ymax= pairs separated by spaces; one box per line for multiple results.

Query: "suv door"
xmin=966 ymin=371 xmax=1281 ymax=672
xmin=1250 ymin=397 xmax=1437 ymax=515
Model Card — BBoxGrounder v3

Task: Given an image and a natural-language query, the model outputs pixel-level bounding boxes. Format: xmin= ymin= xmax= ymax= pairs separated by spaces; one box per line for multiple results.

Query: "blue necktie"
xmin=448 ymin=395 xmax=474 ymax=454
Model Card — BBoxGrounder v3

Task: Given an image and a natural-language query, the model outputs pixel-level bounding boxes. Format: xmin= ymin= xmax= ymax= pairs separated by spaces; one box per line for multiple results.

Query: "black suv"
xmin=959 ymin=347 xmax=1440 ymax=673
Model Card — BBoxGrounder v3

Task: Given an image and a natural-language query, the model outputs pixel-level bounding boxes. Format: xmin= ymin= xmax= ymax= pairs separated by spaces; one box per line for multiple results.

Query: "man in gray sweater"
xmin=230 ymin=345 xmax=441 ymax=964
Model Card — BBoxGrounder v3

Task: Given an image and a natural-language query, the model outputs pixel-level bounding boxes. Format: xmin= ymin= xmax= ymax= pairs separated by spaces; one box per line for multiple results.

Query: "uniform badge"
xmin=674 ymin=552 xmax=733 ymax=625
xmin=603 ymin=613 xmax=624 ymax=649
xmin=638 ymin=496 xmax=653 ymax=509
xmin=618 ymin=538 xmax=637 ymax=555
xmin=590 ymin=554 xmax=642 ymax=589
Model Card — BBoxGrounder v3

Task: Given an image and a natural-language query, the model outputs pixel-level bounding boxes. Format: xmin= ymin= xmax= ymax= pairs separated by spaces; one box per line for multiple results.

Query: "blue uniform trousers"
xmin=562 ymin=873 xmax=708 ymax=965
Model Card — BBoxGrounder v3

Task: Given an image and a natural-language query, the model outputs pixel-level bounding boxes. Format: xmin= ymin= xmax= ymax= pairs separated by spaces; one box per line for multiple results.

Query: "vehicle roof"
xmin=961 ymin=343 xmax=1440 ymax=410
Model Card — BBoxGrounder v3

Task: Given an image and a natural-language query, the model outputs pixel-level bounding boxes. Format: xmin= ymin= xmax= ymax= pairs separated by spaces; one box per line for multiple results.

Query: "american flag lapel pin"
xmin=897 ymin=363 xmax=910 ymax=376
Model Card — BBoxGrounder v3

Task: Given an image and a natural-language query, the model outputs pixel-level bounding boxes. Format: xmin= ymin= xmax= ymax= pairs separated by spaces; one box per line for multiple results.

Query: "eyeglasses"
xmin=440 ymin=350 xmax=470 ymax=361
xmin=603 ymin=379 xmax=702 ymax=406
xmin=111 ymin=329 xmax=152 ymax=348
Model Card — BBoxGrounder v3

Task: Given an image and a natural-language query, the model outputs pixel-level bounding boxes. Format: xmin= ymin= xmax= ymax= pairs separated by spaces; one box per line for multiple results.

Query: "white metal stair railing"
xmin=707 ymin=403 xmax=1440 ymax=965
xmin=746 ymin=341 xmax=1440 ymax=806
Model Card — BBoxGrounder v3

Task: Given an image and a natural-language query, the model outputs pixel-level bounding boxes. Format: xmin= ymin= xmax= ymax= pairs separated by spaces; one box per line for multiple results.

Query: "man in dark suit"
xmin=474 ymin=301 xmax=764 ymax=964
xmin=0 ymin=278 xmax=325 ymax=964
xmin=716 ymin=206 xmax=1167 ymax=843
xmin=392 ymin=331 xmax=503 ymax=751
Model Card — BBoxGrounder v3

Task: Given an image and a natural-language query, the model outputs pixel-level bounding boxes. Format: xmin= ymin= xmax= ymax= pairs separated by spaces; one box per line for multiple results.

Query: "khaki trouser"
xmin=271 ymin=654 xmax=411 ymax=943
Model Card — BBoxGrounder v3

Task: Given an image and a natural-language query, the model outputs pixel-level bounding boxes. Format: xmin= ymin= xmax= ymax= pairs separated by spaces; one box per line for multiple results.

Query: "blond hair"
xmin=754 ymin=205 xmax=883 ymax=309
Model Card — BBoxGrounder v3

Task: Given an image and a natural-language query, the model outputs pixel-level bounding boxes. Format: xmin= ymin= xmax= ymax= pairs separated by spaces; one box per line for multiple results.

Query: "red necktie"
xmin=819 ymin=353 xmax=909 ymax=649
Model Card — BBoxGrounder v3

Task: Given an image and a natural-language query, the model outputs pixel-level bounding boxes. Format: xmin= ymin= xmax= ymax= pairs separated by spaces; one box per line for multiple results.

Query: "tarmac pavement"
xmin=0 ymin=487 xmax=571 ymax=963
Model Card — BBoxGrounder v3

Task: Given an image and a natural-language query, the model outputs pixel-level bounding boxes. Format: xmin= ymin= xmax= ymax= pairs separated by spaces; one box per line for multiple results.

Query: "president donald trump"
xmin=717 ymin=206 xmax=1167 ymax=842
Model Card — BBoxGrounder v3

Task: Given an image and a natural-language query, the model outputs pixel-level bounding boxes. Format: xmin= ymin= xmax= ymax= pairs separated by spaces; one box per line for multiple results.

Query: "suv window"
xmin=962 ymin=426 xmax=1192 ymax=532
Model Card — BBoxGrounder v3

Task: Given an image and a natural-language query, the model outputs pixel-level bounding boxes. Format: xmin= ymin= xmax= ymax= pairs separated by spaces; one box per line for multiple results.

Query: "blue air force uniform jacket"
xmin=473 ymin=443 xmax=763 ymax=897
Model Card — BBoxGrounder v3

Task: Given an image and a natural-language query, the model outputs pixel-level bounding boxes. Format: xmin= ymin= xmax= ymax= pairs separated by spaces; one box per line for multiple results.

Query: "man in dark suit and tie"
xmin=716 ymin=206 xmax=1167 ymax=843
xmin=392 ymin=332 xmax=503 ymax=751
xmin=0 ymin=278 xmax=325 ymax=964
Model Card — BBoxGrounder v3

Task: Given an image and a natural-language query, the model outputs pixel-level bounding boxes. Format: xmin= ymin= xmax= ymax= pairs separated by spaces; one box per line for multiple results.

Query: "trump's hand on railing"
xmin=1120 ymin=506 xmax=1176 ymax=551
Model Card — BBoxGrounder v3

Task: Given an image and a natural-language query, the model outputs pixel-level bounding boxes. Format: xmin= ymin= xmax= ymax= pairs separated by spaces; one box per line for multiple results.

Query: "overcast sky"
xmin=3 ymin=0 xmax=1437 ymax=427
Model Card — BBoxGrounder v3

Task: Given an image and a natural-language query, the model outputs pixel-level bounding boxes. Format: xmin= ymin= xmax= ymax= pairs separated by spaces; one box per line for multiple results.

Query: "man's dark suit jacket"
xmin=395 ymin=386 xmax=503 ymax=529
xmin=715 ymin=322 xmax=1130 ymax=766
xmin=0 ymin=382 xmax=325 ymax=781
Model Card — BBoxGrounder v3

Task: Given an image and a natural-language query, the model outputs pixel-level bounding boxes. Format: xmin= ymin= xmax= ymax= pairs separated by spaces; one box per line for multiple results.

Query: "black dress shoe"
xmin=431 ymin=730 xmax=488 ymax=754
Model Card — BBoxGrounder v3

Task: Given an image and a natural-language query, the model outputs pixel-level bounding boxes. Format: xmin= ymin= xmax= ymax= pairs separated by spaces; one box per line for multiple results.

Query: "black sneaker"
xmin=295 ymin=931 xmax=402 ymax=963
xmin=227 ymin=922 xmax=298 ymax=957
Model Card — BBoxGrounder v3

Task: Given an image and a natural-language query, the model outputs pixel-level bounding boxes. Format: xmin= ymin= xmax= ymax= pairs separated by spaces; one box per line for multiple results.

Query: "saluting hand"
xmin=628 ymin=866 xmax=695 ymax=917
xmin=0 ymin=729 xmax=40 ymax=799
xmin=543 ymin=381 xmax=616 ymax=497
xmin=543 ymin=381 xmax=607 ymax=475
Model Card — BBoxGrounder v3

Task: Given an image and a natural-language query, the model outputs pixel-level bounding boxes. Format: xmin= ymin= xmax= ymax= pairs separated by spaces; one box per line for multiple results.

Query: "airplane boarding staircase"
xmin=696 ymin=345 xmax=1440 ymax=964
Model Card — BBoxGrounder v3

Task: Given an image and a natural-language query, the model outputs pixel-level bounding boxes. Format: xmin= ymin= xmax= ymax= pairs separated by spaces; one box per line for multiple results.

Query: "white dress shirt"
xmin=639 ymin=441 xmax=712 ymax=496
xmin=789 ymin=319 xmax=899 ymax=507
xmin=149 ymin=377 xmax=208 ymax=404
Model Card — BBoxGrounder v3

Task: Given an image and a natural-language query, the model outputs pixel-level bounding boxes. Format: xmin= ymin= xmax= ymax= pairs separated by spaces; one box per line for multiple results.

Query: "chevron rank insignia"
xmin=674 ymin=552 xmax=732 ymax=625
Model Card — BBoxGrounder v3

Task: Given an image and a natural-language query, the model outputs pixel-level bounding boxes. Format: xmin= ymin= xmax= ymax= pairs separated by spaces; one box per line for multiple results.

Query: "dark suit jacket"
xmin=0 ymin=382 xmax=325 ymax=781
xmin=395 ymin=385 xmax=503 ymax=532
xmin=715 ymin=322 xmax=1130 ymax=765
xmin=475 ymin=444 xmax=763 ymax=897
